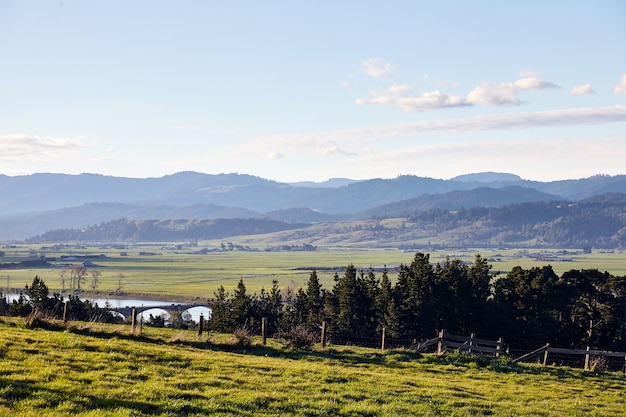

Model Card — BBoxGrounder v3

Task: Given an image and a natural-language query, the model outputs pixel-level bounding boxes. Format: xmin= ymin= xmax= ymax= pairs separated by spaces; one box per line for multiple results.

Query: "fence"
xmin=415 ymin=330 xmax=504 ymax=357
xmin=513 ymin=343 xmax=626 ymax=372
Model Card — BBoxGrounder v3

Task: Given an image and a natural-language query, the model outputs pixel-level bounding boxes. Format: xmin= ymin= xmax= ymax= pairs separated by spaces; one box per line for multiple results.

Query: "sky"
xmin=1 ymin=1 xmax=625 ymax=183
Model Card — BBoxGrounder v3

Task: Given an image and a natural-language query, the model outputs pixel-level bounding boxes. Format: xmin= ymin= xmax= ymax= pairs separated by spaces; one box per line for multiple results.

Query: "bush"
xmin=232 ymin=325 xmax=252 ymax=346
xmin=276 ymin=326 xmax=318 ymax=350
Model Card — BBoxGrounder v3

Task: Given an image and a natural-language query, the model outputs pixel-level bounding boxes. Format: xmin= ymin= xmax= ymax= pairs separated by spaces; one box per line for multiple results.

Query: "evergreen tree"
xmin=394 ymin=253 xmax=437 ymax=340
xmin=304 ymin=269 xmax=324 ymax=330
xmin=25 ymin=276 xmax=50 ymax=314
xmin=467 ymin=254 xmax=495 ymax=337
xmin=493 ymin=265 xmax=561 ymax=348
xmin=208 ymin=285 xmax=233 ymax=332
xmin=434 ymin=257 xmax=469 ymax=334
xmin=377 ymin=267 xmax=400 ymax=337
xmin=231 ymin=278 xmax=251 ymax=328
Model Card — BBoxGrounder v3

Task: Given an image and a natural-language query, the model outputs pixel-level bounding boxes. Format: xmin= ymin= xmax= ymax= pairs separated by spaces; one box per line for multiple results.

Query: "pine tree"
xmin=377 ymin=267 xmax=400 ymax=337
xmin=25 ymin=276 xmax=50 ymax=314
xmin=231 ymin=278 xmax=251 ymax=328
xmin=304 ymin=269 xmax=324 ymax=330
xmin=208 ymin=285 xmax=233 ymax=332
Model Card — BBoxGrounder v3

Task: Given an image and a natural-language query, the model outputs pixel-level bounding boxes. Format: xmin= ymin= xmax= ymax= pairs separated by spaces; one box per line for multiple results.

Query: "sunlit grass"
xmin=0 ymin=317 xmax=624 ymax=416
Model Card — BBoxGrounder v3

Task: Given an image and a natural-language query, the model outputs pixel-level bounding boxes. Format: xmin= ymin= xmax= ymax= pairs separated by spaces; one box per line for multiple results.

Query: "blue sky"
xmin=1 ymin=1 xmax=625 ymax=182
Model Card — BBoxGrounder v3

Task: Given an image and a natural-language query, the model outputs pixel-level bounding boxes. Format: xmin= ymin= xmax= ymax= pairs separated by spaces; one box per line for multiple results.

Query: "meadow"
xmin=0 ymin=317 xmax=625 ymax=417
xmin=2 ymin=244 xmax=626 ymax=300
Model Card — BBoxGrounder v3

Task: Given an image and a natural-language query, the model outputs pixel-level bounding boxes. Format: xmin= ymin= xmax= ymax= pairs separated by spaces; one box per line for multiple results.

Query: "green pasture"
xmin=0 ymin=318 xmax=625 ymax=416
xmin=2 ymin=244 xmax=626 ymax=300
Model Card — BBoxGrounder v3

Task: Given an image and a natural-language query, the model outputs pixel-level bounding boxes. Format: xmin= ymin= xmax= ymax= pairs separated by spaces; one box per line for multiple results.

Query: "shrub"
xmin=276 ymin=326 xmax=318 ymax=350
xmin=232 ymin=325 xmax=252 ymax=346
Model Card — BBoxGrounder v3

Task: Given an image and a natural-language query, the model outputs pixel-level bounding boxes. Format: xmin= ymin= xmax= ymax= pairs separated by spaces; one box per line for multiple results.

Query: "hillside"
xmin=2 ymin=319 xmax=624 ymax=416
xmin=27 ymin=193 xmax=626 ymax=249
xmin=3 ymin=171 xmax=626 ymax=244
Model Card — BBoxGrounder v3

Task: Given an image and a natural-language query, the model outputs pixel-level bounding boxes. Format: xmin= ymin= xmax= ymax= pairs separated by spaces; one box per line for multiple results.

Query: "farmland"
xmin=2 ymin=244 xmax=626 ymax=300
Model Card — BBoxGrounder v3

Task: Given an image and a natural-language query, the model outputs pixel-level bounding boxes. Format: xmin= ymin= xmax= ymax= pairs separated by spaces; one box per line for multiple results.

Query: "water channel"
xmin=4 ymin=294 xmax=212 ymax=323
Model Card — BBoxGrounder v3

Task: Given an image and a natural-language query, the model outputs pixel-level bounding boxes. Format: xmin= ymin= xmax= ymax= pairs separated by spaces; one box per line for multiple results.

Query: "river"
xmin=4 ymin=293 xmax=212 ymax=323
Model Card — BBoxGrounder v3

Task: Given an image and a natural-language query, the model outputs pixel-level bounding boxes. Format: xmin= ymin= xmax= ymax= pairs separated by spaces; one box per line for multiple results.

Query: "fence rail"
xmin=413 ymin=330 xmax=503 ymax=357
xmin=513 ymin=343 xmax=626 ymax=372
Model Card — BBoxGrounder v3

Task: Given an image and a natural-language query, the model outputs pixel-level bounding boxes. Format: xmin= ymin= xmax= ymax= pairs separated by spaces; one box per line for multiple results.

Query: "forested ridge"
xmin=27 ymin=193 xmax=626 ymax=249
xmin=27 ymin=218 xmax=306 ymax=243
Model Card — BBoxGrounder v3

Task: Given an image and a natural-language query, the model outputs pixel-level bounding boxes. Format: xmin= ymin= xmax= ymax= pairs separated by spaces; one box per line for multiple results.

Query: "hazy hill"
xmin=3 ymin=171 xmax=626 ymax=244
xmin=353 ymin=186 xmax=562 ymax=220
xmin=27 ymin=193 xmax=626 ymax=249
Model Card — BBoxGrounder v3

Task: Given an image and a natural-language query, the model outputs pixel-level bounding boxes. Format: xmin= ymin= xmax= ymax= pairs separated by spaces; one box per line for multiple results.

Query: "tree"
xmin=90 ymin=270 xmax=102 ymax=291
xmin=377 ymin=267 xmax=400 ymax=337
xmin=394 ymin=253 xmax=437 ymax=340
xmin=208 ymin=285 xmax=233 ymax=332
xmin=467 ymin=254 xmax=495 ymax=337
xmin=493 ymin=265 xmax=561 ymax=348
xmin=231 ymin=278 xmax=251 ymax=328
xmin=304 ymin=269 xmax=324 ymax=330
xmin=116 ymin=273 xmax=125 ymax=293
xmin=69 ymin=266 xmax=88 ymax=291
xmin=25 ymin=276 xmax=50 ymax=314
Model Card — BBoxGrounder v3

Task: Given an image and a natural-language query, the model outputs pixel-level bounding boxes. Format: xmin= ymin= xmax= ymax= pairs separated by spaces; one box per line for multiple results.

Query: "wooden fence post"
xmin=63 ymin=301 xmax=68 ymax=324
xmin=584 ymin=346 xmax=590 ymax=370
xmin=198 ymin=313 xmax=204 ymax=338
xmin=496 ymin=337 xmax=503 ymax=358
xmin=543 ymin=343 xmax=550 ymax=366
xmin=469 ymin=332 xmax=475 ymax=354
xmin=261 ymin=317 xmax=267 ymax=345
xmin=131 ymin=308 xmax=137 ymax=334
xmin=381 ymin=327 xmax=386 ymax=351
xmin=437 ymin=329 xmax=445 ymax=355
xmin=321 ymin=321 xmax=326 ymax=349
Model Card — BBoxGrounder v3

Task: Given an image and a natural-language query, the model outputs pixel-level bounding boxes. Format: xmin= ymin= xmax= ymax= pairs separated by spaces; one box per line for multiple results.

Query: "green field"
xmin=2 ymin=245 xmax=626 ymax=300
xmin=0 ymin=317 xmax=625 ymax=416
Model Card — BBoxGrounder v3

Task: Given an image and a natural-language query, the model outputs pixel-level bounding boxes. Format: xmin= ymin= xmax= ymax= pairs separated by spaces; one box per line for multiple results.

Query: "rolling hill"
xmin=3 ymin=171 xmax=626 ymax=247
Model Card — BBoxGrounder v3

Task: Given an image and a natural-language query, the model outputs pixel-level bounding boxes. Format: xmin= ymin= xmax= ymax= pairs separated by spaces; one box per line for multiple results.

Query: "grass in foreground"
xmin=0 ymin=318 xmax=625 ymax=416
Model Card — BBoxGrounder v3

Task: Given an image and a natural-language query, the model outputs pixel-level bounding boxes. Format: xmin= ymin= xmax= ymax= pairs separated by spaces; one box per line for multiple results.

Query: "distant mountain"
xmin=289 ymin=178 xmax=361 ymax=188
xmin=353 ymin=186 xmax=562 ymax=219
xmin=26 ymin=193 xmax=626 ymax=249
xmin=2 ymin=171 xmax=626 ymax=243
xmin=452 ymin=172 xmax=523 ymax=183
xmin=28 ymin=218 xmax=307 ymax=243
xmin=0 ymin=202 xmax=259 ymax=241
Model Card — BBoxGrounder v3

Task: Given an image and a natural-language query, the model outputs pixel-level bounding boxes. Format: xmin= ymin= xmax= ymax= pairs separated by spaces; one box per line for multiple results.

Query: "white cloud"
xmin=352 ymin=135 xmax=626 ymax=181
xmin=518 ymin=69 xmax=540 ymax=78
xmin=360 ymin=58 xmax=394 ymax=78
xmin=613 ymin=73 xmax=626 ymax=95
xmin=317 ymin=146 xmax=355 ymax=156
xmin=253 ymin=105 xmax=626 ymax=153
xmin=467 ymin=77 xmax=558 ymax=106
xmin=267 ymin=151 xmax=285 ymax=160
xmin=571 ymin=84 xmax=595 ymax=95
xmin=0 ymin=134 xmax=85 ymax=159
xmin=356 ymin=84 xmax=468 ymax=111
xmin=339 ymin=81 xmax=352 ymax=89
xmin=514 ymin=77 xmax=559 ymax=90
xmin=466 ymin=82 xmax=519 ymax=106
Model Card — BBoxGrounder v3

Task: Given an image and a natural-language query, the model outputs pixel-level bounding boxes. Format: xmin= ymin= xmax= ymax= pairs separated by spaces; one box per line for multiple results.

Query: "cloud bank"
xmin=0 ymin=134 xmax=85 ymax=159
xmin=357 ymin=76 xmax=560 ymax=111
xmin=257 ymin=105 xmax=626 ymax=157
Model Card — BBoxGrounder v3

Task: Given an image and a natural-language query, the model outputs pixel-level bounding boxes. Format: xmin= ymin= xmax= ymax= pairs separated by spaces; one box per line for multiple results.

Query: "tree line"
xmin=208 ymin=252 xmax=626 ymax=351
xmin=0 ymin=276 xmax=122 ymax=323
xmin=3 ymin=252 xmax=625 ymax=352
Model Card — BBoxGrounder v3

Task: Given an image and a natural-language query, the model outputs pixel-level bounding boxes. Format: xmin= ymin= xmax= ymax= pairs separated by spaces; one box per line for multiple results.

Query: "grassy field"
xmin=0 ymin=317 xmax=625 ymax=416
xmin=2 ymin=245 xmax=626 ymax=300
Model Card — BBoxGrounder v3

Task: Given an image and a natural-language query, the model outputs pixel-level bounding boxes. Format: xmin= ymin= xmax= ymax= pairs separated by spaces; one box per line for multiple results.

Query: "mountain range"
xmin=2 ymin=171 xmax=626 ymax=248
